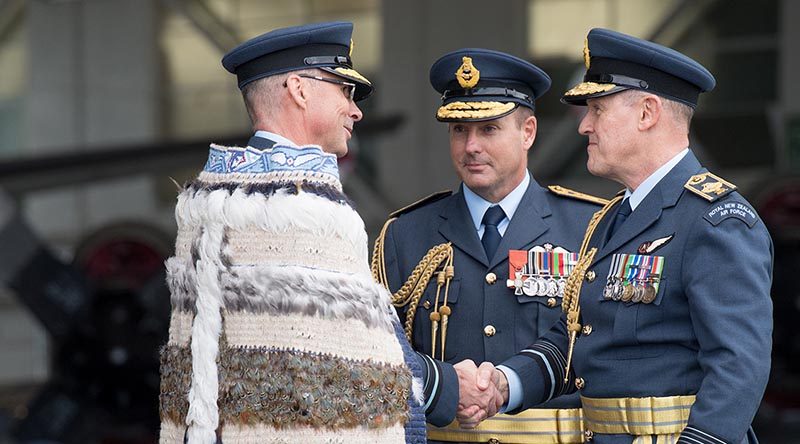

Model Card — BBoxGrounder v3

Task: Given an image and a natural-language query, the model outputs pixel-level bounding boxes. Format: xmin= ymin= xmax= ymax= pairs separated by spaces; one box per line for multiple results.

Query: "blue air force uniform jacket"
xmin=380 ymin=177 xmax=604 ymax=425
xmin=501 ymin=151 xmax=773 ymax=444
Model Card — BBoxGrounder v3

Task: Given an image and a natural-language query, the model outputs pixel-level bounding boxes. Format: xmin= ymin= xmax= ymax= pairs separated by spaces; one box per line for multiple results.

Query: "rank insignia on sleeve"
xmin=684 ymin=172 xmax=736 ymax=202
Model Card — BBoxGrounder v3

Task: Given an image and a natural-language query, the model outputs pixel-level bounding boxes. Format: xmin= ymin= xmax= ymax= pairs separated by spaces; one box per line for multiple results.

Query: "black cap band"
xmin=235 ymin=43 xmax=350 ymax=87
xmin=586 ymin=57 xmax=702 ymax=106
xmin=442 ymin=86 xmax=533 ymax=104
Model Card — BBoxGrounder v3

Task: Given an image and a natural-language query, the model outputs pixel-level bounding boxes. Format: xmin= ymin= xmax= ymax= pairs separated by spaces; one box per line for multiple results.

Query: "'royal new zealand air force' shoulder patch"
xmin=703 ymin=200 xmax=759 ymax=228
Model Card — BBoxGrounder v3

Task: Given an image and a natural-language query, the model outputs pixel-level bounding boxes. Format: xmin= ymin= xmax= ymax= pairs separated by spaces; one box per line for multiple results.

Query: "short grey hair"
xmin=241 ymin=69 xmax=318 ymax=125
xmin=622 ymin=89 xmax=694 ymax=131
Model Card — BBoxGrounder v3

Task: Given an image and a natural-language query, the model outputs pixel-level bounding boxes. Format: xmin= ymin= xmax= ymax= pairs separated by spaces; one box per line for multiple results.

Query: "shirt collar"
xmin=625 ymin=148 xmax=689 ymax=210
xmin=463 ymin=172 xmax=530 ymax=231
xmin=254 ymin=130 xmax=298 ymax=148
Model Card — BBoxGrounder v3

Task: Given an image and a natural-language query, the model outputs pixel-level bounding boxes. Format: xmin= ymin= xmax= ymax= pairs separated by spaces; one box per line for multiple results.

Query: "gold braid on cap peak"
xmin=561 ymin=196 xmax=623 ymax=382
xmin=437 ymin=101 xmax=516 ymax=120
xmin=333 ymin=67 xmax=371 ymax=85
xmin=371 ymin=221 xmax=455 ymax=358
xmin=564 ymin=82 xmax=617 ymax=97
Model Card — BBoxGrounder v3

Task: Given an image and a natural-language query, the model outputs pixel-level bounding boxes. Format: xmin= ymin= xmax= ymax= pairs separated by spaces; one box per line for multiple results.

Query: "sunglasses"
xmin=297 ymin=74 xmax=356 ymax=101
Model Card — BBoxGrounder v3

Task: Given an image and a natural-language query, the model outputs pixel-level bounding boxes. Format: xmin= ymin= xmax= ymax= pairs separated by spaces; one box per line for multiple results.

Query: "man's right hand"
xmin=453 ymin=360 xmax=508 ymax=428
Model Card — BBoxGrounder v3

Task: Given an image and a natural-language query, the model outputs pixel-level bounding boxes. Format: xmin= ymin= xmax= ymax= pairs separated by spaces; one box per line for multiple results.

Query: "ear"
xmin=522 ymin=114 xmax=537 ymax=151
xmin=284 ymin=74 xmax=309 ymax=110
xmin=639 ymin=94 xmax=662 ymax=131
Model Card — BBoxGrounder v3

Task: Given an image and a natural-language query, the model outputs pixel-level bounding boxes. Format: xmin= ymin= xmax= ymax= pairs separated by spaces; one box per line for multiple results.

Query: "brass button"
xmin=422 ymin=300 xmax=431 ymax=310
xmin=546 ymin=297 xmax=557 ymax=307
xmin=584 ymin=429 xmax=594 ymax=441
xmin=485 ymin=272 xmax=497 ymax=285
xmin=488 ymin=439 xmax=501 ymax=444
xmin=582 ymin=324 xmax=593 ymax=336
xmin=585 ymin=270 xmax=596 ymax=282
xmin=575 ymin=377 xmax=585 ymax=390
xmin=484 ymin=325 xmax=496 ymax=337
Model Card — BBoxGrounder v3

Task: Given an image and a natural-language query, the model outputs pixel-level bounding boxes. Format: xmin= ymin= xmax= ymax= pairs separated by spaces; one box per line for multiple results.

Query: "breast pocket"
xmin=512 ymin=293 xmax=563 ymax=349
xmin=598 ymin=278 xmax=667 ymax=360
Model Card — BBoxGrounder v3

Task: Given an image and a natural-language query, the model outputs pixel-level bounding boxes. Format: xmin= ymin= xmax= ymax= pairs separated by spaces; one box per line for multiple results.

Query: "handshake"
xmin=453 ymin=359 xmax=510 ymax=428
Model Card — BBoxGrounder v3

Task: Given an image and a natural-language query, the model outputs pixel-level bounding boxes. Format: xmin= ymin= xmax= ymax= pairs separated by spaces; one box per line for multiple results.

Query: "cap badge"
xmin=349 ymin=38 xmax=354 ymax=57
xmin=583 ymin=37 xmax=591 ymax=69
xmin=455 ymin=56 xmax=480 ymax=89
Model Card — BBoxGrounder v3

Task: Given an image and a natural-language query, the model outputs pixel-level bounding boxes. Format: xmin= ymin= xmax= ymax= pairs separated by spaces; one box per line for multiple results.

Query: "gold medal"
xmin=642 ymin=283 xmax=657 ymax=304
xmin=621 ymin=283 xmax=634 ymax=302
xmin=631 ymin=284 xmax=644 ymax=303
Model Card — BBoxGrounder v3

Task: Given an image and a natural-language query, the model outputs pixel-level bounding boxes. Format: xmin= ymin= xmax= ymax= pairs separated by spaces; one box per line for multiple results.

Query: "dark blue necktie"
xmin=605 ymin=198 xmax=632 ymax=245
xmin=481 ymin=205 xmax=506 ymax=260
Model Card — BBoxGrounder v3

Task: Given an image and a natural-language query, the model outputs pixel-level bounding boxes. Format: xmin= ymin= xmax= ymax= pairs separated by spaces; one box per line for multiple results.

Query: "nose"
xmin=578 ymin=112 xmax=592 ymax=136
xmin=464 ymin=129 xmax=481 ymax=154
xmin=350 ymin=101 xmax=363 ymax=122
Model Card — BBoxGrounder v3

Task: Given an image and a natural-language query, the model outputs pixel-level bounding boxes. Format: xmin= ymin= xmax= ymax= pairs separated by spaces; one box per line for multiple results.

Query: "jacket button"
xmin=582 ymin=324 xmax=593 ymax=335
xmin=484 ymin=325 xmax=496 ymax=337
xmin=422 ymin=300 xmax=431 ymax=310
xmin=584 ymin=430 xmax=594 ymax=441
xmin=575 ymin=377 xmax=585 ymax=390
xmin=585 ymin=270 xmax=596 ymax=282
xmin=547 ymin=297 xmax=557 ymax=307
xmin=485 ymin=272 xmax=497 ymax=284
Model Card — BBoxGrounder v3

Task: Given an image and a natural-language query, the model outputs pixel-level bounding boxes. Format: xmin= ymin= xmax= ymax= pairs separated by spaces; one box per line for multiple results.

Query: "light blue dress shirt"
xmin=462 ymin=171 xmax=531 ymax=239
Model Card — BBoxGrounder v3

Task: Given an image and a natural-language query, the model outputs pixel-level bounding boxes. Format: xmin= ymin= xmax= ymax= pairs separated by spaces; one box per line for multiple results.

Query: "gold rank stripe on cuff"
xmin=580 ymin=395 xmax=696 ymax=436
xmin=426 ymin=409 xmax=584 ymax=444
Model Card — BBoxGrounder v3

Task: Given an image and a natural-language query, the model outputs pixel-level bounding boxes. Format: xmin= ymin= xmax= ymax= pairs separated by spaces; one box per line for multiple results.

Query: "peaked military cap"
xmin=430 ymin=48 xmax=551 ymax=122
xmin=563 ymin=28 xmax=716 ymax=107
xmin=221 ymin=21 xmax=373 ymax=101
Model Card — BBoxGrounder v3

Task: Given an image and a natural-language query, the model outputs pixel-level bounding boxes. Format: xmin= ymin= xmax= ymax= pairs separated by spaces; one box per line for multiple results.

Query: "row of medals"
xmin=519 ymin=275 xmax=566 ymax=297
xmin=603 ymin=277 xmax=658 ymax=304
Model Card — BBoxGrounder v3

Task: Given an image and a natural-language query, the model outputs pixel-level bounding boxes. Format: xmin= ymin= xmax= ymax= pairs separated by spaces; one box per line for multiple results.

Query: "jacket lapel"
xmin=591 ymin=151 xmax=704 ymax=264
xmin=438 ymin=190 xmax=490 ymax=267
xmin=488 ymin=180 xmax=550 ymax=269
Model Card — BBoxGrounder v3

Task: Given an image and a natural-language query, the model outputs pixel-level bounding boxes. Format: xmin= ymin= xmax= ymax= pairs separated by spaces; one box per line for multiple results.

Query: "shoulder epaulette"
xmin=389 ymin=190 xmax=452 ymax=218
xmin=547 ymin=185 xmax=609 ymax=206
xmin=684 ymin=172 xmax=736 ymax=202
